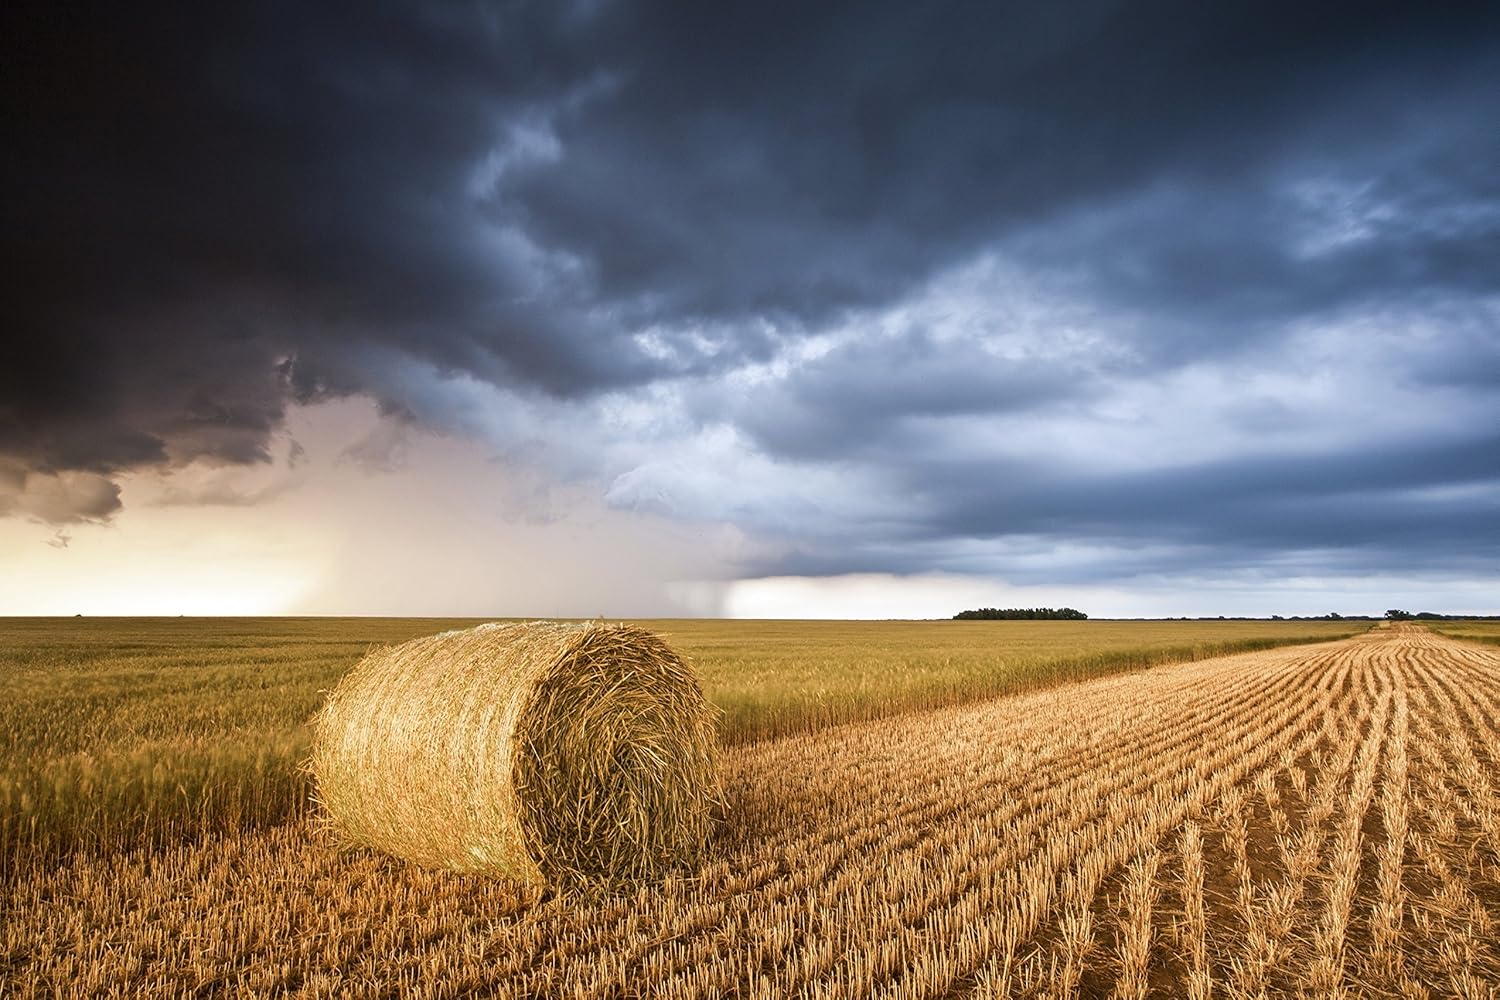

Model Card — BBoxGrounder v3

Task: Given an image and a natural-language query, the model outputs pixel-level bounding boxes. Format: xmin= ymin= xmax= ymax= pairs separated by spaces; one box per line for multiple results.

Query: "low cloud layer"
xmin=4 ymin=1 xmax=1497 ymax=605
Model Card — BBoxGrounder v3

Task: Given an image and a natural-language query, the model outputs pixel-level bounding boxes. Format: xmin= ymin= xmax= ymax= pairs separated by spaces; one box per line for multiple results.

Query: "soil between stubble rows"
xmin=4 ymin=625 xmax=1498 ymax=998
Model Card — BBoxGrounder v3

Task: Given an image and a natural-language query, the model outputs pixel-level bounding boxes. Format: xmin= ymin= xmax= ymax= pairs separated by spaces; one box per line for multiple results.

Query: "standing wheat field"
xmin=3 ymin=622 xmax=1497 ymax=997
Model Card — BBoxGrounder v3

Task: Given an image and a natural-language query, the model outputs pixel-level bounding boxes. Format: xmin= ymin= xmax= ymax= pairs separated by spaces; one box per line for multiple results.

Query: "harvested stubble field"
xmin=4 ymin=623 xmax=1499 ymax=996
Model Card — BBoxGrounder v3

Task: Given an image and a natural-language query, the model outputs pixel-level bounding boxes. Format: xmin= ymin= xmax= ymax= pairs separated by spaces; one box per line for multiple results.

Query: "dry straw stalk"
xmin=309 ymin=621 xmax=721 ymax=886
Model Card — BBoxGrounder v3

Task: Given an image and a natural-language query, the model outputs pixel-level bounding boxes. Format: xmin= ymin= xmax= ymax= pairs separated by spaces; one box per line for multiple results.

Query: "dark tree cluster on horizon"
xmin=954 ymin=608 xmax=1088 ymax=621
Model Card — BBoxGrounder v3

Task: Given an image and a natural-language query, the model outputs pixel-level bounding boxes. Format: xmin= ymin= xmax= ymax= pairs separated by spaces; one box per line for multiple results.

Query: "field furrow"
xmin=514 ymin=642 xmax=1336 ymax=997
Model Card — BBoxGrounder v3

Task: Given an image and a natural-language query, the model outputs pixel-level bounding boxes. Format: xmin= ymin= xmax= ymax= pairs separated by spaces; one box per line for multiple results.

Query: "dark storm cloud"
xmin=507 ymin=2 xmax=1500 ymax=335
xmin=3 ymin=0 xmax=616 ymax=484
xmin=3 ymin=0 xmax=1497 ymax=607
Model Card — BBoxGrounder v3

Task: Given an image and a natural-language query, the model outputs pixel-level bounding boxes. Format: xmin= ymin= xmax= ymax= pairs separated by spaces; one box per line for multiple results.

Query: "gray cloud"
xmin=933 ymin=433 xmax=1499 ymax=539
xmin=720 ymin=328 xmax=1098 ymax=462
xmin=729 ymin=428 xmax=1500 ymax=582
xmin=0 ymin=464 xmax=123 ymax=525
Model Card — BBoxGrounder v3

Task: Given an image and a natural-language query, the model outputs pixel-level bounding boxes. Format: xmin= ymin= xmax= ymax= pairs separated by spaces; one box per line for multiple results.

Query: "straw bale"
xmin=309 ymin=621 xmax=720 ymax=885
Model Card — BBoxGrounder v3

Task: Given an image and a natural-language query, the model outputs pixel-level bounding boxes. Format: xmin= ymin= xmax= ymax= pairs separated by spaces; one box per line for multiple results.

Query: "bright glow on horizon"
xmin=0 ymin=400 xmax=742 ymax=618
xmin=0 ymin=521 xmax=318 ymax=616
xmin=716 ymin=572 xmax=1499 ymax=620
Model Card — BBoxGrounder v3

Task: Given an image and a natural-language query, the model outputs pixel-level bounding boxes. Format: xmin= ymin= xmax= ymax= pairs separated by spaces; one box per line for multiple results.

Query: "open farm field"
xmin=4 ymin=623 xmax=1497 ymax=996
xmin=1432 ymin=620 xmax=1500 ymax=648
xmin=0 ymin=616 xmax=1358 ymax=865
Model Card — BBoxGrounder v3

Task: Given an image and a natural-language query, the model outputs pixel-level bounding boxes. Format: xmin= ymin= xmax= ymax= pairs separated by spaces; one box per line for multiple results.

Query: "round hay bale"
xmin=309 ymin=621 xmax=721 ymax=885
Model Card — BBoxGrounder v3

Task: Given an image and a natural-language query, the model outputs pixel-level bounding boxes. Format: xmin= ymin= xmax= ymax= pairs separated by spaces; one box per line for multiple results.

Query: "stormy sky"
xmin=3 ymin=1 xmax=1497 ymax=616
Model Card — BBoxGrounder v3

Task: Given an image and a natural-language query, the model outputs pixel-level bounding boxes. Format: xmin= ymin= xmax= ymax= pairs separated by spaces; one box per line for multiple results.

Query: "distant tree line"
xmin=1384 ymin=609 xmax=1477 ymax=621
xmin=953 ymin=607 xmax=1088 ymax=621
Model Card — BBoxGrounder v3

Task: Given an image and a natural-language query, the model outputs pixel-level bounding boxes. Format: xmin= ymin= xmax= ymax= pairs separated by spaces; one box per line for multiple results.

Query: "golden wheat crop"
xmin=3 ymin=623 xmax=1497 ymax=997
